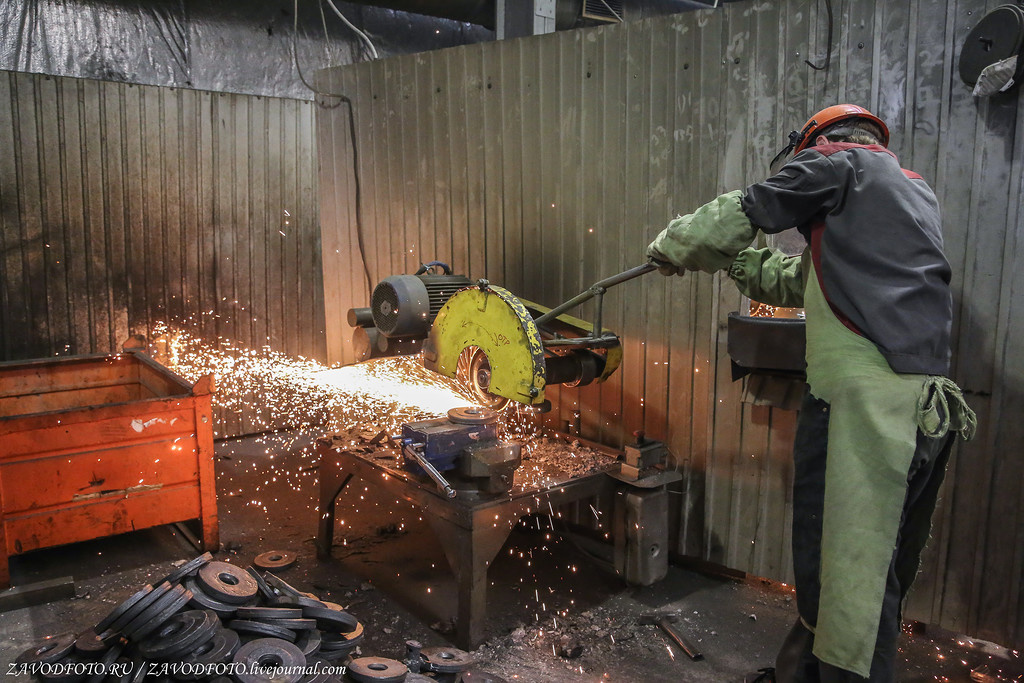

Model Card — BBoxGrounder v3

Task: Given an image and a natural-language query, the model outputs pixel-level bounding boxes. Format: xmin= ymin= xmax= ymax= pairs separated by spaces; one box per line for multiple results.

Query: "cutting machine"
xmin=347 ymin=261 xmax=657 ymax=409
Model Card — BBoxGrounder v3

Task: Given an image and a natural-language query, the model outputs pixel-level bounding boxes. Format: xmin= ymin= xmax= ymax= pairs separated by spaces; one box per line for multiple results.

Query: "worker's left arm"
xmin=727 ymin=247 xmax=806 ymax=308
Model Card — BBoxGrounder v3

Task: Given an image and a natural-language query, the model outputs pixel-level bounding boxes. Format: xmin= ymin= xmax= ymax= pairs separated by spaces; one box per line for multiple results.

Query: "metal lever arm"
xmin=532 ymin=262 xmax=659 ymax=330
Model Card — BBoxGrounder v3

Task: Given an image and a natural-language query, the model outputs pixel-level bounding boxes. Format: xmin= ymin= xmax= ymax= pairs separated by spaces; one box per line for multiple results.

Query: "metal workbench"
xmin=314 ymin=433 xmax=618 ymax=648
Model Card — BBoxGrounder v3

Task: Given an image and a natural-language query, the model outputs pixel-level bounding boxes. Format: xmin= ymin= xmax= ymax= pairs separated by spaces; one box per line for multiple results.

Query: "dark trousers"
xmin=775 ymin=392 xmax=953 ymax=682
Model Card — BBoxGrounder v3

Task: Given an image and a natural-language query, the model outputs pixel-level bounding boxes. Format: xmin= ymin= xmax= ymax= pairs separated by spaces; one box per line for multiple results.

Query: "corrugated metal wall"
xmin=316 ymin=0 xmax=1024 ymax=646
xmin=0 ymin=70 xmax=325 ymax=437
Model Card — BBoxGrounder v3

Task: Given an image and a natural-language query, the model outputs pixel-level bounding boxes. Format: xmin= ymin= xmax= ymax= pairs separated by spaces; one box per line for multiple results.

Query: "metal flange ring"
xmin=124 ymin=585 xmax=193 ymax=641
xmin=297 ymin=658 xmax=333 ymax=683
xmin=347 ymin=657 xmax=409 ymax=683
xmin=319 ymin=621 xmax=363 ymax=650
xmin=246 ymin=566 xmax=279 ymax=601
xmin=197 ymin=561 xmax=259 ymax=605
xmin=116 ymin=583 xmax=184 ymax=640
xmin=261 ymin=618 xmax=316 ymax=631
xmin=270 ymin=595 xmax=323 ymax=610
xmin=272 ymin=595 xmax=326 ymax=610
xmin=16 ymin=633 xmax=76 ymax=665
xmin=121 ymin=657 xmax=148 ymax=683
xmin=108 ymin=582 xmax=173 ymax=634
xmin=253 ymin=551 xmax=297 ymax=573
xmin=318 ymin=621 xmax=363 ymax=661
xmin=137 ymin=609 xmax=219 ymax=661
xmin=184 ymin=576 xmax=244 ymax=618
xmin=156 ymin=552 xmax=213 ymax=587
xmin=85 ymin=643 xmax=123 ymax=683
xmin=295 ymin=628 xmax=321 ymax=657
xmin=73 ymin=628 xmax=121 ymax=657
xmin=302 ymin=606 xmax=358 ymax=633
xmin=447 ymin=406 xmax=499 ymax=425
xmin=226 ymin=619 xmax=298 ymax=642
xmin=421 ymin=646 xmax=476 ymax=674
xmin=94 ymin=584 xmax=153 ymax=633
xmin=176 ymin=628 xmax=241 ymax=680
xmin=232 ymin=638 xmax=305 ymax=683
xmin=235 ymin=606 xmax=302 ymax=620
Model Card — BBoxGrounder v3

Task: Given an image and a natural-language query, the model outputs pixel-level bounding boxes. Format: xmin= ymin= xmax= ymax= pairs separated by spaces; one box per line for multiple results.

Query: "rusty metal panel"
xmin=0 ymin=70 xmax=324 ymax=438
xmin=0 ymin=351 xmax=218 ymax=588
xmin=316 ymin=0 xmax=1023 ymax=647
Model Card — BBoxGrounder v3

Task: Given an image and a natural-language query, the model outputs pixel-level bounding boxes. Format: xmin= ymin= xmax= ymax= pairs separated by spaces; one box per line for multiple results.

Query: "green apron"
xmin=802 ymin=270 xmax=924 ymax=676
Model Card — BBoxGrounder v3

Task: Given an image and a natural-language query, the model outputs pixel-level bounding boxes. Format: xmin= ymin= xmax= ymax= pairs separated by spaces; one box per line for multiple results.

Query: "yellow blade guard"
xmin=423 ymin=285 xmax=547 ymax=405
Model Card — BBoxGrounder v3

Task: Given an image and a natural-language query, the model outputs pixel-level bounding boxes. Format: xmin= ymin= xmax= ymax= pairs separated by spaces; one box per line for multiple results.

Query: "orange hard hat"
xmin=791 ymin=104 xmax=890 ymax=154
xmin=769 ymin=104 xmax=890 ymax=174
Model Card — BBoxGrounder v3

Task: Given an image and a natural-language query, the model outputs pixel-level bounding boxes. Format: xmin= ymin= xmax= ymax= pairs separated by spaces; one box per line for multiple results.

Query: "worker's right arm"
xmin=727 ymin=247 xmax=806 ymax=308
xmin=741 ymin=150 xmax=842 ymax=232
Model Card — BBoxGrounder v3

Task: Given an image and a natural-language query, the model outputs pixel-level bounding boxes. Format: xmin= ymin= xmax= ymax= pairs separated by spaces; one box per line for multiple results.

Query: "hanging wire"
xmin=324 ymin=0 xmax=379 ymax=59
xmin=292 ymin=0 xmax=374 ymax=295
xmin=805 ymin=0 xmax=834 ymax=72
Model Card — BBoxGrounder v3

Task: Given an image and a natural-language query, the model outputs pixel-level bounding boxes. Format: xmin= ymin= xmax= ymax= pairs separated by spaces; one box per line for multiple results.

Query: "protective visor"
xmin=768 ymin=120 xmax=818 ymax=175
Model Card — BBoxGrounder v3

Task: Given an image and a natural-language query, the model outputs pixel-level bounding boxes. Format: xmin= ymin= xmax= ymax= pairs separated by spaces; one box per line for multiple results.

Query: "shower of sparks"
xmin=155 ymin=322 xmax=481 ymax=437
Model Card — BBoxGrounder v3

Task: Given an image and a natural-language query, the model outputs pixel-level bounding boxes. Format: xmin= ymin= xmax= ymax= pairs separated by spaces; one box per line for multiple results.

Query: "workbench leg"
xmin=316 ymin=455 xmax=353 ymax=560
xmin=194 ymin=395 xmax=220 ymax=552
xmin=427 ymin=516 xmax=514 ymax=649
xmin=0 ymin=475 xmax=8 ymax=589
xmin=0 ymin=541 xmax=8 ymax=590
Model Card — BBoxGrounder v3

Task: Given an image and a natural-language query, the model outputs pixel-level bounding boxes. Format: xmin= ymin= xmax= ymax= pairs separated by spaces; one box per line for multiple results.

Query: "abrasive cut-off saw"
xmin=346 ymin=260 xmax=658 ymax=410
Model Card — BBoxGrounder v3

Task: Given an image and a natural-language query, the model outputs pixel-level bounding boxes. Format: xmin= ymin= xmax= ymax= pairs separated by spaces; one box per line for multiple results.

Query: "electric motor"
xmin=370 ymin=264 xmax=472 ymax=338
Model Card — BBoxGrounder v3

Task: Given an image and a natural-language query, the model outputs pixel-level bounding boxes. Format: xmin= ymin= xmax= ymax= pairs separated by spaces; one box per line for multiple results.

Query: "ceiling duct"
xmin=341 ymin=0 xmax=624 ymax=32
xmin=341 ymin=0 xmax=731 ymax=33
xmin=582 ymin=0 xmax=623 ymax=22
xmin=342 ymin=0 xmax=497 ymax=30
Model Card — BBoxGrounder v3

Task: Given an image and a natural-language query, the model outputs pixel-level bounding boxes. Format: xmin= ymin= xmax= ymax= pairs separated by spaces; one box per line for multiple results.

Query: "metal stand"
xmin=315 ymin=437 xmax=616 ymax=649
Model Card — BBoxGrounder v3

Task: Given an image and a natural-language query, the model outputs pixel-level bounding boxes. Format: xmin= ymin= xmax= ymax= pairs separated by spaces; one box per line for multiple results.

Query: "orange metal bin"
xmin=0 ymin=346 xmax=219 ymax=589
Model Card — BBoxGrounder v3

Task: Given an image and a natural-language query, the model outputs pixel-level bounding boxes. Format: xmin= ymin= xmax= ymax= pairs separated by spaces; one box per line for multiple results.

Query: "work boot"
xmin=744 ymin=667 xmax=776 ymax=683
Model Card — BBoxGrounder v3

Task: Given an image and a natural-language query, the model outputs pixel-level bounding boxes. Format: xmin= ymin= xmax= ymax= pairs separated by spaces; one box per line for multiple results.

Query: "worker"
xmin=646 ymin=104 xmax=976 ymax=682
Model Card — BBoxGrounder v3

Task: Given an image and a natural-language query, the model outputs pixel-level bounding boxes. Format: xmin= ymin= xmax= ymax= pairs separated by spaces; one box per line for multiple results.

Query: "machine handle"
xmin=532 ymin=262 xmax=659 ymax=328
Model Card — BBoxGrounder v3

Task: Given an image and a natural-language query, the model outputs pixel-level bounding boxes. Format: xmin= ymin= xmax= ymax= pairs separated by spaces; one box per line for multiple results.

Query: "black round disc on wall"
xmin=959 ymin=4 xmax=1024 ymax=85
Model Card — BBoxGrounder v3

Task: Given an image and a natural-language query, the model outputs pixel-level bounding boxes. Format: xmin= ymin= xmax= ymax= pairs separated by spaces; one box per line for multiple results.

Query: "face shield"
xmin=768 ymin=122 xmax=817 ymax=175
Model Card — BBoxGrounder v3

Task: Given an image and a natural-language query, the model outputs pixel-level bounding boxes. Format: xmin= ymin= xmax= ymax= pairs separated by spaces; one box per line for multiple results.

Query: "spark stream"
xmin=153 ymin=323 xmax=480 ymax=437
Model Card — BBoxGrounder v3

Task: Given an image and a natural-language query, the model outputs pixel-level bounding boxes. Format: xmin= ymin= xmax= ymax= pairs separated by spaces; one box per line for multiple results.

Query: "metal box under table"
xmin=0 ymin=348 xmax=219 ymax=588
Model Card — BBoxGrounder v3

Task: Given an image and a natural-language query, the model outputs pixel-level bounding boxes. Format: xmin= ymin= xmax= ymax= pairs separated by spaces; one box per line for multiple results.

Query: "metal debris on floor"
xmin=11 ymin=552 xmax=497 ymax=683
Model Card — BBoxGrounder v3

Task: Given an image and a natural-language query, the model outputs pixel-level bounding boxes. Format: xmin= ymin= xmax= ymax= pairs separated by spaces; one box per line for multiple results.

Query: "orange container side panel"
xmin=0 ymin=384 xmax=151 ymax=417
xmin=4 ymin=485 xmax=202 ymax=554
xmin=0 ymin=403 xmax=200 ymax=456
xmin=0 ymin=351 xmax=218 ymax=589
xmin=1 ymin=441 xmax=201 ymax=513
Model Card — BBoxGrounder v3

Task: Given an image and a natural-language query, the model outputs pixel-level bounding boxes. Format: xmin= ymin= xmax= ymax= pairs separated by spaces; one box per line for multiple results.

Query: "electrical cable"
xmin=324 ymin=0 xmax=379 ymax=59
xmin=292 ymin=0 xmax=374 ymax=296
xmin=805 ymin=0 xmax=834 ymax=72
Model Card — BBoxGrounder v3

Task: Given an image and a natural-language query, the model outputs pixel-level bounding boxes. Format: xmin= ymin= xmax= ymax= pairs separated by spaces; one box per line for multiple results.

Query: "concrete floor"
xmin=2 ymin=431 xmax=1021 ymax=682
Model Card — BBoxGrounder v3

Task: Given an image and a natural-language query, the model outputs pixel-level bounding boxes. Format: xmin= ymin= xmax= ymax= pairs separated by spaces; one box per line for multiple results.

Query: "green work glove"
xmin=727 ymin=247 xmax=807 ymax=308
xmin=647 ymin=255 xmax=685 ymax=276
xmin=647 ymin=190 xmax=756 ymax=274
